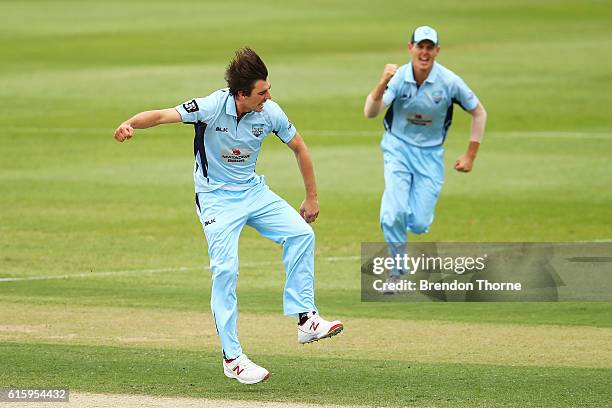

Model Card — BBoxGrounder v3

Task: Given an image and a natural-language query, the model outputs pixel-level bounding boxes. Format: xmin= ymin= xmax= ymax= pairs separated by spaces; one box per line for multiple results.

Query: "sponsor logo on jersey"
xmin=182 ymin=99 xmax=199 ymax=113
xmin=221 ymin=147 xmax=252 ymax=163
xmin=252 ymin=124 xmax=265 ymax=137
xmin=204 ymin=218 xmax=216 ymax=226
xmin=216 ymin=126 xmax=228 ymax=133
xmin=407 ymin=112 xmax=433 ymax=126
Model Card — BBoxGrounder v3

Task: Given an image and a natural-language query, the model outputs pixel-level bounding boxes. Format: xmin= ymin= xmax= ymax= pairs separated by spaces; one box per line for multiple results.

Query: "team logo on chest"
xmin=431 ymin=90 xmax=444 ymax=104
xmin=252 ymin=124 xmax=265 ymax=137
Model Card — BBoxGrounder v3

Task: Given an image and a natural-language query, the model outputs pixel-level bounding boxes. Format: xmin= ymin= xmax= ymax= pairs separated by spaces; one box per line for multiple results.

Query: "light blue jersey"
xmin=382 ymin=62 xmax=478 ymax=147
xmin=379 ymin=61 xmax=480 ymax=275
xmin=176 ymin=88 xmax=314 ymax=359
xmin=175 ymin=89 xmax=297 ymax=192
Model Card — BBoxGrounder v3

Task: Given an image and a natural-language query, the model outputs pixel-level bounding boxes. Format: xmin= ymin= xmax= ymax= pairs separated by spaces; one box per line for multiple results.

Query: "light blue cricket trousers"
xmin=380 ymin=132 xmax=445 ymax=275
xmin=196 ymin=180 xmax=317 ymax=359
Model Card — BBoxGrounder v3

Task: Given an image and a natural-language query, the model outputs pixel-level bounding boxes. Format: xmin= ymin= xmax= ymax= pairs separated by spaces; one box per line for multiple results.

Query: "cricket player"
xmin=113 ymin=48 xmax=343 ymax=384
xmin=364 ymin=26 xmax=487 ymax=286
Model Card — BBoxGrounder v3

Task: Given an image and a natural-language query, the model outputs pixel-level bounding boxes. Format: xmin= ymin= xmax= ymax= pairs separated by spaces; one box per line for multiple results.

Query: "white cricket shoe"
xmin=383 ymin=275 xmax=402 ymax=294
xmin=223 ymin=354 xmax=270 ymax=384
xmin=298 ymin=312 xmax=343 ymax=344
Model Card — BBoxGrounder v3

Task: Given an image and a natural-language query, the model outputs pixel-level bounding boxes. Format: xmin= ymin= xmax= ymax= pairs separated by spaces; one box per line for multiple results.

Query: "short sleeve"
xmin=175 ymin=94 xmax=218 ymax=124
xmin=382 ymin=70 xmax=402 ymax=106
xmin=267 ymin=101 xmax=297 ymax=143
xmin=452 ymin=76 xmax=479 ymax=111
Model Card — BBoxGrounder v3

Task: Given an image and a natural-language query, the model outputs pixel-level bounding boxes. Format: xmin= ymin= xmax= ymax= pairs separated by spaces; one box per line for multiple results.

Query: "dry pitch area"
xmin=1 ymin=303 xmax=611 ymax=369
xmin=2 ymin=393 xmax=366 ymax=408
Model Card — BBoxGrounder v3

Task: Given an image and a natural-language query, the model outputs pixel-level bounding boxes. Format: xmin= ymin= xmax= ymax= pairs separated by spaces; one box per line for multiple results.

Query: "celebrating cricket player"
xmin=364 ymin=26 xmax=488 ymax=289
xmin=113 ymin=47 xmax=343 ymax=384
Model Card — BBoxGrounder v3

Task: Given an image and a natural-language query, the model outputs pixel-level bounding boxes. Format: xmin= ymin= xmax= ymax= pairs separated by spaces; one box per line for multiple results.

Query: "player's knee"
xmin=298 ymin=223 xmax=315 ymax=242
xmin=381 ymin=210 xmax=407 ymax=231
xmin=210 ymin=254 xmax=239 ymax=278
xmin=409 ymin=217 xmax=431 ymax=235
xmin=287 ymin=222 xmax=315 ymax=248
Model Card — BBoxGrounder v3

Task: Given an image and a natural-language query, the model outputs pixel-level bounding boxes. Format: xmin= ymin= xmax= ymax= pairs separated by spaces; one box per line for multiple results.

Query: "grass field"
xmin=1 ymin=0 xmax=612 ymax=406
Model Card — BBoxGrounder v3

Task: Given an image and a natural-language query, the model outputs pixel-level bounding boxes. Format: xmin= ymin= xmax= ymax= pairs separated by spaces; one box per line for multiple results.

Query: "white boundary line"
xmin=0 ymin=256 xmax=360 ymax=283
xmin=492 ymin=131 xmax=612 ymax=140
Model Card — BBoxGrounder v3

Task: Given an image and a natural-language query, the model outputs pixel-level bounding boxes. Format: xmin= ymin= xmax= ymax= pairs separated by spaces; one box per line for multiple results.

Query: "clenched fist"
xmin=114 ymin=124 xmax=134 ymax=142
xmin=380 ymin=64 xmax=398 ymax=84
xmin=454 ymin=154 xmax=474 ymax=173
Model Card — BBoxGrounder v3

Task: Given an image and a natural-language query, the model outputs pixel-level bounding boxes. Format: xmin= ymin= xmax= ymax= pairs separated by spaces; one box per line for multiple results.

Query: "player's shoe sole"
xmin=223 ymin=368 xmax=270 ymax=384
xmin=300 ymin=323 xmax=344 ymax=344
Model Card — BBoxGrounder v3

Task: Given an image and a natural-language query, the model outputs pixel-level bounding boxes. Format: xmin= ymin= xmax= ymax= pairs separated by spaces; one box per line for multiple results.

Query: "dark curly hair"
xmin=225 ymin=47 xmax=268 ymax=97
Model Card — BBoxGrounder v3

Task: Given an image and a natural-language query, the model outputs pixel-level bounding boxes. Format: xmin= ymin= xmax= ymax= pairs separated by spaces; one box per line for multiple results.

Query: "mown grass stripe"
xmin=1 ymin=342 xmax=610 ymax=407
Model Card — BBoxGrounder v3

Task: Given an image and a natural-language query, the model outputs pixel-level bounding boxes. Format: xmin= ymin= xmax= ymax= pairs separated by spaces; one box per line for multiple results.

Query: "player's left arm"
xmin=454 ymin=102 xmax=487 ymax=173
xmin=287 ymin=132 xmax=319 ymax=223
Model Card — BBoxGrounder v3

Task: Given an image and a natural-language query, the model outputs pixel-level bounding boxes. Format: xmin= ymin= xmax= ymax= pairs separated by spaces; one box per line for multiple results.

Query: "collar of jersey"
xmin=223 ymin=91 xmax=258 ymax=120
xmin=224 ymin=92 xmax=238 ymax=117
xmin=405 ymin=61 xmax=439 ymax=84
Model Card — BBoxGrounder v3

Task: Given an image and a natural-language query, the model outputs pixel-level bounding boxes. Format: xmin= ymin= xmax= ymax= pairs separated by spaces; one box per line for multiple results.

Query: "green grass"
xmin=2 ymin=272 xmax=611 ymax=327
xmin=2 ymin=342 xmax=610 ymax=407
xmin=1 ymin=0 xmax=612 ymax=406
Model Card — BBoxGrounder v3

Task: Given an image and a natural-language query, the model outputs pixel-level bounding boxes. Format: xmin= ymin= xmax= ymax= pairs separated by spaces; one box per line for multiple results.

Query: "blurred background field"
xmin=1 ymin=1 xmax=611 ymax=406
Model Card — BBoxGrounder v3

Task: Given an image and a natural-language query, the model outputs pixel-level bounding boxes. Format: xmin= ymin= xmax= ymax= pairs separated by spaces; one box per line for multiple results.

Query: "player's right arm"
xmin=113 ymin=108 xmax=182 ymax=142
xmin=364 ymin=64 xmax=398 ymax=118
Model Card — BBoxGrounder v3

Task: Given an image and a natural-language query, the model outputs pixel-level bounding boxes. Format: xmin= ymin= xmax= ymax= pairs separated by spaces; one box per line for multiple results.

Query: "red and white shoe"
xmin=223 ymin=354 xmax=270 ymax=384
xmin=298 ymin=312 xmax=343 ymax=344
